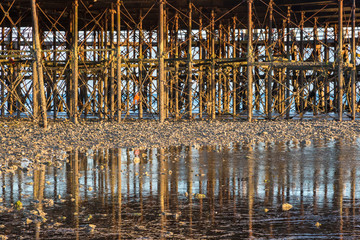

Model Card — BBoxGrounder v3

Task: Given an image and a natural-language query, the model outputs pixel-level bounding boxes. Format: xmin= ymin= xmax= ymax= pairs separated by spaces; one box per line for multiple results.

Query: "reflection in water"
xmin=1 ymin=140 xmax=360 ymax=239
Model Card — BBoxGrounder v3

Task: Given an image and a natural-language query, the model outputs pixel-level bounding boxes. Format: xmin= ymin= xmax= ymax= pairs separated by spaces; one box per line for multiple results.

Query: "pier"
xmin=0 ymin=0 xmax=359 ymax=126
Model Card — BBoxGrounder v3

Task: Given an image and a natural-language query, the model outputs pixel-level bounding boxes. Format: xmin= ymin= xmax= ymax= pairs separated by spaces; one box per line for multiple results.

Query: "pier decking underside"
xmin=0 ymin=0 xmax=359 ymax=125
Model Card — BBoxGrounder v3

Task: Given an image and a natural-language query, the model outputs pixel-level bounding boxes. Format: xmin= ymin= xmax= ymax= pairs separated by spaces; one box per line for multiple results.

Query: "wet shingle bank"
xmin=1 ymin=119 xmax=359 ymax=172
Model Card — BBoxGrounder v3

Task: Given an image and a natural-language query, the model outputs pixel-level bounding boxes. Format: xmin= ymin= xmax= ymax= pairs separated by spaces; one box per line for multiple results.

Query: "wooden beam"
xmin=31 ymin=0 xmax=48 ymax=128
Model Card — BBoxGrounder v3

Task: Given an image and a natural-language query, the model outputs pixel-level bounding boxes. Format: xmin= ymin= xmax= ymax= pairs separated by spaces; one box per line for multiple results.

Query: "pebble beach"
xmin=1 ymin=118 xmax=359 ymax=173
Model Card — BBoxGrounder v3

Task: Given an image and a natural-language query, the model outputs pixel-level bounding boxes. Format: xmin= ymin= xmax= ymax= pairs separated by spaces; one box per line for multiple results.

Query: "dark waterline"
xmin=1 ymin=140 xmax=360 ymax=239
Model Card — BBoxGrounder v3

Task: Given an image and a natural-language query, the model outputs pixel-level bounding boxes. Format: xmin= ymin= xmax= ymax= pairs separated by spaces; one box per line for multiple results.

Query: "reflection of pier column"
xmin=110 ymin=149 xmax=116 ymax=225
xmin=299 ymin=146 xmax=304 ymax=217
xmin=170 ymin=147 xmax=179 ymax=211
xmin=73 ymin=150 xmax=80 ymax=240
xmin=247 ymin=146 xmax=254 ymax=238
xmin=126 ymin=149 xmax=130 ymax=201
xmin=159 ymin=148 xmax=167 ymax=239
xmin=208 ymin=146 xmax=216 ymax=224
xmin=313 ymin=152 xmax=319 ymax=214
xmin=139 ymin=150 xmax=144 ymax=222
xmin=351 ymin=164 xmax=356 ymax=219
xmin=117 ymin=149 xmax=122 ymax=239
xmin=33 ymin=165 xmax=45 ymax=240
xmin=149 ymin=149 xmax=153 ymax=199
xmin=334 ymin=141 xmax=344 ymax=237
xmin=187 ymin=146 xmax=193 ymax=234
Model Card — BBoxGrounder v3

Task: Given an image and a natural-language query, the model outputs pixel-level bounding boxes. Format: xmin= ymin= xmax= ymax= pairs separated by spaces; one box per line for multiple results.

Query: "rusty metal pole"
xmin=159 ymin=0 xmax=165 ymax=123
xmin=110 ymin=5 xmax=115 ymax=120
xmin=71 ymin=0 xmax=79 ymax=124
xmin=0 ymin=27 xmax=3 ymax=117
xmin=211 ymin=10 xmax=216 ymax=120
xmin=187 ymin=1 xmax=193 ymax=119
xmin=286 ymin=6 xmax=290 ymax=119
xmin=313 ymin=17 xmax=319 ymax=115
xmin=324 ymin=24 xmax=329 ymax=113
xmin=117 ymin=0 xmax=122 ymax=123
xmin=199 ymin=17 xmax=203 ymax=119
xmin=139 ymin=10 xmax=144 ymax=119
xmin=338 ymin=0 xmax=343 ymax=121
xmin=351 ymin=0 xmax=356 ymax=120
xmin=299 ymin=12 xmax=305 ymax=115
xmin=30 ymin=0 xmax=48 ymax=128
xmin=247 ymin=0 xmax=253 ymax=122
xmin=267 ymin=0 xmax=273 ymax=120
xmin=32 ymin=38 xmax=39 ymax=120
xmin=174 ymin=13 xmax=179 ymax=119
xmin=232 ymin=17 xmax=237 ymax=119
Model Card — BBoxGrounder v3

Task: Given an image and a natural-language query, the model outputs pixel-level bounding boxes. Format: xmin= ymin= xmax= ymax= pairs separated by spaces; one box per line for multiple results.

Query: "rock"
xmin=25 ymin=218 xmax=33 ymax=225
xmin=85 ymin=224 xmax=96 ymax=233
xmin=43 ymin=199 xmax=54 ymax=207
xmin=195 ymin=193 xmax=206 ymax=199
xmin=14 ymin=200 xmax=23 ymax=210
xmin=282 ymin=203 xmax=293 ymax=211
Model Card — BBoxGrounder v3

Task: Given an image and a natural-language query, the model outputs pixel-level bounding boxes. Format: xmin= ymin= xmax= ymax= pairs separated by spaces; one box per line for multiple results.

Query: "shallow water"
xmin=1 ymin=140 xmax=360 ymax=239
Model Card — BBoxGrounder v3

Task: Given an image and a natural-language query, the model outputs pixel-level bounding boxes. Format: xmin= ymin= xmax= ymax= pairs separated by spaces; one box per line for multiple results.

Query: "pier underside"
xmin=0 ymin=0 xmax=359 ymax=126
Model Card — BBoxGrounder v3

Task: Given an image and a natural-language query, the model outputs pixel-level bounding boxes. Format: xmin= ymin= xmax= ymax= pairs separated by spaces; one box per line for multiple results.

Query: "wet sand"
xmin=1 ymin=118 xmax=359 ymax=172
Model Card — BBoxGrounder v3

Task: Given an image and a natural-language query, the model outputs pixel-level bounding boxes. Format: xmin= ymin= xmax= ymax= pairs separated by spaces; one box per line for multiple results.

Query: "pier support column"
xmin=199 ymin=17 xmax=204 ymax=119
xmin=159 ymin=0 xmax=165 ymax=123
xmin=32 ymin=41 xmax=39 ymax=120
xmin=232 ymin=17 xmax=237 ymax=119
xmin=286 ymin=6 xmax=291 ymax=119
xmin=324 ymin=24 xmax=330 ymax=113
xmin=174 ymin=13 xmax=179 ymax=119
xmin=117 ymin=0 xmax=122 ymax=123
xmin=338 ymin=0 xmax=343 ymax=121
xmin=110 ymin=5 xmax=115 ymax=120
xmin=0 ymin=27 xmax=3 ymax=117
xmin=267 ymin=0 xmax=273 ymax=120
xmin=351 ymin=0 xmax=357 ymax=120
xmin=247 ymin=0 xmax=253 ymax=122
xmin=187 ymin=1 xmax=193 ymax=119
xmin=211 ymin=10 xmax=216 ymax=120
xmin=139 ymin=10 xmax=144 ymax=119
xmin=299 ymin=12 xmax=305 ymax=115
xmin=30 ymin=0 xmax=47 ymax=128
xmin=71 ymin=0 xmax=79 ymax=124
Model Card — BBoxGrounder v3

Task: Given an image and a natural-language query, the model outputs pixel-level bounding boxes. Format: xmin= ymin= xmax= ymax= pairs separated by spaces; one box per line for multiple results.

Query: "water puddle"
xmin=1 ymin=140 xmax=360 ymax=239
